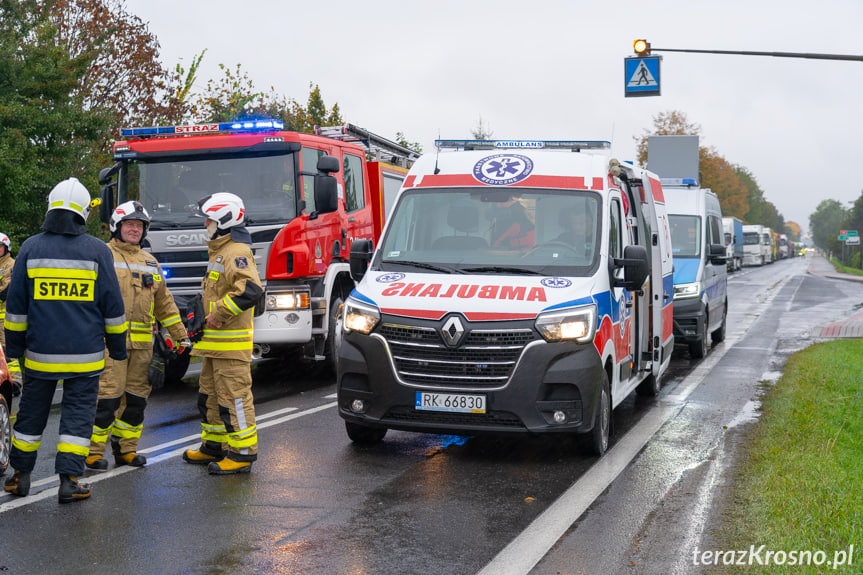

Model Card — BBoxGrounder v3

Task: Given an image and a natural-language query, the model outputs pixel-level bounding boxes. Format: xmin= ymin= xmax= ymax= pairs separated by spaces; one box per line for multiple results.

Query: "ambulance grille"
xmin=378 ymin=324 xmax=536 ymax=387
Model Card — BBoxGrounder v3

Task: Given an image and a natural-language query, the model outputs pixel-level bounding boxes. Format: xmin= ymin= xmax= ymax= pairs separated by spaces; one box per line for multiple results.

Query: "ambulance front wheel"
xmin=636 ymin=371 xmax=661 ymax=397
xmin=346 ymin=421 xmax=387 ymax=445
xmin=689 ymin=309 xmax=709 ymax=359
xmin=579 ymin=369 xmax=611 ymax=456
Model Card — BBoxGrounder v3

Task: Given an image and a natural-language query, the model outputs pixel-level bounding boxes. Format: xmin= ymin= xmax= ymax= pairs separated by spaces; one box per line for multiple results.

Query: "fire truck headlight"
xmin=673 ymin=282 xmax=701 ymax=300
xmin=343 ymin=298 xmax=380 ymax=335
xmin=266 ymin=291 xmax=310 ymax=311
xmin=536 ymin=304 xmax=596 ymax=343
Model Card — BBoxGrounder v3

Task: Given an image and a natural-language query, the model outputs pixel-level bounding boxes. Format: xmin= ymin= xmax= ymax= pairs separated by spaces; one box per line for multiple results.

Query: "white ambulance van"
xmin=337 ymin=140 xmax=674 ymax=455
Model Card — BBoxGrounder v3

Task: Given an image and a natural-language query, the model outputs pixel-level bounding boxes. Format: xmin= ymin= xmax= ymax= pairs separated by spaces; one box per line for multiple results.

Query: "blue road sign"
xmin=625 ymin=56 xmax=661 ymax=97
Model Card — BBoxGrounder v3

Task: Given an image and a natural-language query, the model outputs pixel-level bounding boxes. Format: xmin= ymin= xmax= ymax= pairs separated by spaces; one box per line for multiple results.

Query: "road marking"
xmin=0 ymin=402 xmax=335 ymax=513
xmin=477 ymin=275 xmax=787 ymax=575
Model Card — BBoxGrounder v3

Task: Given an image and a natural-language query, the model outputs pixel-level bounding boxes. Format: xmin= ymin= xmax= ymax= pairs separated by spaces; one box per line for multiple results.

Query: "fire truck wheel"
xmin=579 ymin=369 xmax=611 ymax=456
xmin=346 ymin=421 xmax=387 ymax=444
xmin=325 ymin=296 xmax=345 ymax=375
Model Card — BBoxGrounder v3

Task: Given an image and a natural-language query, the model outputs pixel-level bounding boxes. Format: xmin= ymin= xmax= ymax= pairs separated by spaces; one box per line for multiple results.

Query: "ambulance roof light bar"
xmin=435 ymin=139 xmax=611 ymax=152
xmin=120 ymin=119 xmax=284 ymax=138
xmin=660 ymin=177 xmax=699 ymax=187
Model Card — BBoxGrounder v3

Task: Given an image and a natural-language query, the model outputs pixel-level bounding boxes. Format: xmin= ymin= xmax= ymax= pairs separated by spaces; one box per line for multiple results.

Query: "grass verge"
xmin=711 ymin=339 xmax=862 ymax=573
xmin=829 ymin=257 xmax=863 ymax=277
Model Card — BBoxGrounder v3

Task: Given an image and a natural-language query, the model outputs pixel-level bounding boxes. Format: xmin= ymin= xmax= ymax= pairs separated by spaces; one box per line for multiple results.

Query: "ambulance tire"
xmin=325 ymin=296 xmax=344 ymax=376
xmin=711 ymin=302 xmax=727 ymax=345
xmin=689 ymin=310 xmax=709 ymax=359
xmin=346 ymin=421 xmax=387 ymax=445
xmin=579 ymin=370 xmax=611 ymax=456
xmin=0 ymin=394 xmax=10 ymax=474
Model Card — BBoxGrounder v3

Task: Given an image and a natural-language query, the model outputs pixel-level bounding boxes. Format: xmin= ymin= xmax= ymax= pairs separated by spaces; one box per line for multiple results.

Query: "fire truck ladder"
xmin=315 ymin=123 xmax=418 ymax=168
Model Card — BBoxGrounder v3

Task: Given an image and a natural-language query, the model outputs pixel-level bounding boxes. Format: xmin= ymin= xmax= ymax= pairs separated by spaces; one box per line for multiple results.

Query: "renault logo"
xmin=441 ymin=316 xmax=465 ymax=346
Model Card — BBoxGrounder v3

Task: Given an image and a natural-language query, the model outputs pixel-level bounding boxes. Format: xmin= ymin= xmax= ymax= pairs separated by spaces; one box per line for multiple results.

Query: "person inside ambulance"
xmin=0 ymin=232 xmax=22 ymax=395
xmin=183 ymin=192 xmax=262 ymax=475
xmin=491 ymin=197 xmax=534 ymax=249
xmin=4 ymin=177 xmax=127 ymax=503
xmin=555 ymin=207 xmax=595 ymax=259
xmin=85 ymin=201 xmax=190 ymax=471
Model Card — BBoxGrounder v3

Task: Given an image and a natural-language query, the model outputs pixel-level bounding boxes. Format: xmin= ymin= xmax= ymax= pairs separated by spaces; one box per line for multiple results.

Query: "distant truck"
xmin=763 ymin=228 xmax=775 ymax=264
xmin=742 ymin=224 xmax=766 ymax=266
xmin=776 ymin=233 xmax=790 ymax=259
xmin=722 ymin=216 xmax=744 ymax=271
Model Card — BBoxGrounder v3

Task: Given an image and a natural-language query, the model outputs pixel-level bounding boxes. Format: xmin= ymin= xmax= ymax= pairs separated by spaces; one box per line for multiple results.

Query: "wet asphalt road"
xmin=1 ymin=254 xmax=860 ymax=575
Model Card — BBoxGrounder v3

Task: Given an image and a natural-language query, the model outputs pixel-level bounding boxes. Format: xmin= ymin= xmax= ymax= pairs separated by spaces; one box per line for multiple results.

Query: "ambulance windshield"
xmin=126 ymin=152 xmax=299 ymax=230
xmin=377 ymin=188 xmax=601 ymax=275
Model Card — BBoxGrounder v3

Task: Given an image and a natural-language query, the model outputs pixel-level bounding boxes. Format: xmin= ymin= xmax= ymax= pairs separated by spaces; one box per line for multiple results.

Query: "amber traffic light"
xmin=633 ymin=39 xmax=651 ymax=56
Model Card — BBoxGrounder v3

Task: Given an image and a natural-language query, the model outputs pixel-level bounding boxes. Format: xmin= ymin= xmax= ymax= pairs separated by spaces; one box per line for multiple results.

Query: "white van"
xmin=337 ymin=140 xmax=674 ymax=455
xmin=663 ymin=181 xmax=728 ymax=358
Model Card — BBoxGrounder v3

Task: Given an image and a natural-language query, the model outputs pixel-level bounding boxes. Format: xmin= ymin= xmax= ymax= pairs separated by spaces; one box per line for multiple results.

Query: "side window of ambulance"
xmin=609 ymin=198 xmax=622 ymax=259
xmin=301 ymin=147 xmax=329 ymax=214
xmin=708 ymin=216 xmax=722 ymax=247
xmin=344 ymin=154 xmax=366 ymax=212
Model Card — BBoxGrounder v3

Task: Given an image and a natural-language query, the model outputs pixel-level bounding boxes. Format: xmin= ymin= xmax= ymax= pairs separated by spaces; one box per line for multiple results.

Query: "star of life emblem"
xmin=473 ymin=154 xmax=534 ymax=186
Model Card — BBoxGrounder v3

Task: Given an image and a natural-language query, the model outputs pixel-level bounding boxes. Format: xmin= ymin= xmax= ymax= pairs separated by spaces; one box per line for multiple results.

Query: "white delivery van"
xmin=337 ymin=139 xmax=674 ymax=455
xmin=663 ymin=180 xmax=728 ymax=359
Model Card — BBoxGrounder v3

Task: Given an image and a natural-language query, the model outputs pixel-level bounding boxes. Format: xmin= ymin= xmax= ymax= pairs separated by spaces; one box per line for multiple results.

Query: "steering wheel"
xmin=523 ymin=240 xmax=580 ymax=257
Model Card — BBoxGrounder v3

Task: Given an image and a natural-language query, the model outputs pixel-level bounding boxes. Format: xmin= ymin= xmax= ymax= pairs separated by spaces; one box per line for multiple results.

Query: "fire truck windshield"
xmin=130 ymin=153 xmax=298 ymax=230
xmin=376 ymin=188 xmax=601 ymax=276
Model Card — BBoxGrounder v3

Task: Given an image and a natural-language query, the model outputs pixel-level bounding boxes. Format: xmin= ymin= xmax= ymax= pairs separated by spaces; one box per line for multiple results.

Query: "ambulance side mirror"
xmin=349 ymin=239 xmax=374 ymax=282
xmin=709 ymin=243 xmax=727 ymax=266
xmin=613 ymin=245 xmax=649 ymax=291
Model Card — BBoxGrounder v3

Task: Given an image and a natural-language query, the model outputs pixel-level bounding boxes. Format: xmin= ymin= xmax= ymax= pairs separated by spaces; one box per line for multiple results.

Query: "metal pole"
xmin=650 ymin=48 xmax=863 ymax=62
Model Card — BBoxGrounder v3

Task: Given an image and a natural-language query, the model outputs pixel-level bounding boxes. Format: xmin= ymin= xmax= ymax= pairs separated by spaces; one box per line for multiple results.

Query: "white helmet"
xmin=48 ymin=177 xmax=94 ymax=221
xmin=109 ymin=200 xmax=151 ymax=239
xmin=0 ymin=233 xmax=10 ymax=254
xmin=198 ymin=192 xmax=245 ymax=230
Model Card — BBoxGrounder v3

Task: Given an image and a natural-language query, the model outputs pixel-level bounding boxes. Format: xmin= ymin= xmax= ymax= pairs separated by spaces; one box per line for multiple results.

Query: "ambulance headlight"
xmin=343 ymin=298 xmax=380 ymax=335
xmin=535 ymin=304 xmax=596 ymax=343
xmin=673 ymin=282 xmax=701 ymax=300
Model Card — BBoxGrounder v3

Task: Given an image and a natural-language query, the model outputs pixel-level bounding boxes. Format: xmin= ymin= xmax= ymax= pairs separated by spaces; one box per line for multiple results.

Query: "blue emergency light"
xmin=121 ymin=119 xmax=284 ymax=138
xmin=435 ymin=139 xmax=611 ymax=151
xmin=660 ymin=178 xmax=698 ymax=187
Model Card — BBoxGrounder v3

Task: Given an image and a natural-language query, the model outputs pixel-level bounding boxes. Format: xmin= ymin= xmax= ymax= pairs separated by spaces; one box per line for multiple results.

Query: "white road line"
xmin=477 ymin=275 xmax=787 ymax=575
xmin=0 ymin=402 xmax=335 ymax=513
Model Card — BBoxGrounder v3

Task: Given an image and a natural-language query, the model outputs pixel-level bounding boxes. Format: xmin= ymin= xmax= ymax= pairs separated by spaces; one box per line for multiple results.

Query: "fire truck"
xmin=97 ymin=120 xmax=417 ymax=381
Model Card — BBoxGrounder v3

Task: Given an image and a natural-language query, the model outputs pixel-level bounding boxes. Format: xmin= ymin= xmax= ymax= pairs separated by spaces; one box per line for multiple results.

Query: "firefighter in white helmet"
xmin=0 ymin=232 xmax=21 ymax=393
xmin=183 ymin=192 xmax=262 ymax=474
xmin=4 ymin=177 xmax=127 ymax=503
xmin=85 ymin=201 xmax=190 ymax=471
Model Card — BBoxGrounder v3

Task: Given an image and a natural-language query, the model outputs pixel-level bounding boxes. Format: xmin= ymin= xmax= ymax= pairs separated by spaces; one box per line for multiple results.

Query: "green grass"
xmin=712 ymin=339 xmax=863 ymax=574
xmin=829 ymin=257 xmax=863 ymax=277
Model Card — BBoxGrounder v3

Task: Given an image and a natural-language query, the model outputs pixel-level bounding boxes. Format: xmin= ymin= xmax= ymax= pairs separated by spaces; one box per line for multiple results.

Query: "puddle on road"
xmin=725 ymin=400 xmax=762 ymax=429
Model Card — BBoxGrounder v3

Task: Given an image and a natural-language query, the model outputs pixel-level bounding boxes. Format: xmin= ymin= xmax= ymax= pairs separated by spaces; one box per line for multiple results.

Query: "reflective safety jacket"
xmin=109 ymin=240 xmax=187 ymax=348
xmin=4 ymin=231 xmax=127 ymax=378
xmin=0 ymin=251 xmax=15 ymax=342
xmin=190 ymin=233 xmax=262 ymax=362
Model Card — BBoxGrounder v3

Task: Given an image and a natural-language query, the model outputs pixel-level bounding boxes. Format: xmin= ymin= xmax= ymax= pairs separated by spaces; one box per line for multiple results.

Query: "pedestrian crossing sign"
xmin=625 ymin=56 xmax=661 ymax=97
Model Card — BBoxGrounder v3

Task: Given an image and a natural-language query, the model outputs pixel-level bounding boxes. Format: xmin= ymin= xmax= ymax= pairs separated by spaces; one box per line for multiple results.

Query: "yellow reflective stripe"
xmin=112 ymin=419 xmax=143 ymax=439
xmin=5 ymin=320 xmax=26 ymax=332
xmin=12 ymin=433 xmax=41 ymax=452
xmin=7 ymin=359 xmax=20 ymax=373
xmin=28 ymin=268 xmax=97 ymax=280
xmin=131 ymin=321 xmax=152 ymax=328
xmin=161 ymin=314 xmax=182 ymax=327
xmin=129 ymin=333 xmax=153 ymax=343
xmin=58 ymin=442 xmax=89 ymax=456
xmin=90 ymin=424 xmax=112 ymax=443
xmin=228 ymin=425 xmax=257 ymax=449
xmin=106 ymin=321 xmax=129 ymax=335
xmin=223 ymin=295 xmax=242 ymax=315
xmin=24 ymin=357 xmax=105 ymax=373
xmin=202 ymin=329 xmax=253 ymax=339
xmin=194 ymin=341 xmax=254 ymax=351
xmin=201 ymin=422 xmax=228 ymax=443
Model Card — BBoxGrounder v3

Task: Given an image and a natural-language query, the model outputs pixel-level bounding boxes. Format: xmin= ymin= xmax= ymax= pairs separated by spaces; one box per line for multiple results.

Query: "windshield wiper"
xmin=385 ymin=260 xmax=464 ymax=274
xmin=461 ymin=266 xmax=544 ymax=275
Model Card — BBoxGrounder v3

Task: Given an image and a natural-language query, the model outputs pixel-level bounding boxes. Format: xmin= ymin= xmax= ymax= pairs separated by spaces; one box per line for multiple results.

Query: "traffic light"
xmin=633 ymin=39 xmax=651 ymax=56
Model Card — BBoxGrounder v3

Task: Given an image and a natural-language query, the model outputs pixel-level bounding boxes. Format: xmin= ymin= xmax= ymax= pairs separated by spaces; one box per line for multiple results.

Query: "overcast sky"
xmin=125 ymin=0 xmax=863 ymax=235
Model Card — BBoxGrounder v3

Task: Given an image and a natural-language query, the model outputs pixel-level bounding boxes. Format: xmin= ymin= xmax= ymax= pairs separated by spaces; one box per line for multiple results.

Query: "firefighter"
xmin=85 ymin=201 xmax=190 ymax=471
xmin=182 ymin=192 xmax=262 ymax=474
xmin=3 ymin=177 xmax=127 ymax=503
xmin=0 ymin=232 xmax=21 ymax=394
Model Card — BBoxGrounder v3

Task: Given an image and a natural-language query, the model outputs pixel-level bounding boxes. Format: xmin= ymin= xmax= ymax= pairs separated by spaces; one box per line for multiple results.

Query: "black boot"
xmin=4 ymin=470 xmax=30 ymax=497
xmin=58 ymin=474 xmax=91 ymax=504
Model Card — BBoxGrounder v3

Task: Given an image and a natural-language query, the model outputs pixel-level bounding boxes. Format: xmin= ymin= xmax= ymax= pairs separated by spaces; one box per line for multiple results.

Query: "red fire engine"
xmin=98 ymin=120 xmax=417 ymax=381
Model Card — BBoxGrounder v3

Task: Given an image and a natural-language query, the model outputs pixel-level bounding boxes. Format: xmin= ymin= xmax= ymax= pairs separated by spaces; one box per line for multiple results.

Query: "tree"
xmin=785 ymin=221 xmax=801 ymax=242
xmin=837 ymin=190 xmax=863 ymax=267
xmin=809 ymin=199 xmax=847 ymax=253
xmin=0 ymin=0 xmax=112 ymax=248
xmin=471 ymin=116 xmax=494 ymax=140
xmin=737 ymin=166 xmax=766 ymax=224
xmin=395 ymin=132 xmax=422 ymax=154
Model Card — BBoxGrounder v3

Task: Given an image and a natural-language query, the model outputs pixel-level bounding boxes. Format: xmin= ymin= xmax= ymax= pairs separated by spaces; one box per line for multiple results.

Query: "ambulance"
xmin=336 ymin=140 xmax=674 ymax=455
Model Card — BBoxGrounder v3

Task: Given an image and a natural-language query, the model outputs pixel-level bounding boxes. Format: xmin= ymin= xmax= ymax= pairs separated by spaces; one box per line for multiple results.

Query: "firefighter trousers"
xmin=10 ymin=373 xmax=99 ymax=476
xmin=89 ymin=348 xmax=152 ymax=457
xmin=196 ymin=357 xmax=257 ymax=462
